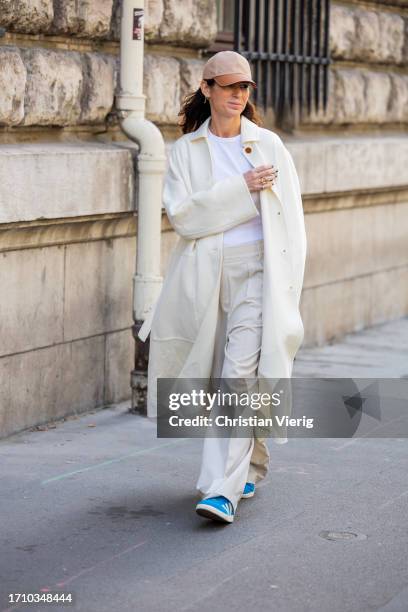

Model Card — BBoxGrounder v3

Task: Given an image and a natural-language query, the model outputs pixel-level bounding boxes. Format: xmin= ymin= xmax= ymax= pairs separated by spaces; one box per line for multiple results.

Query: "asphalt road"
xmin=1 ymin=317 xmax=407 ymax=612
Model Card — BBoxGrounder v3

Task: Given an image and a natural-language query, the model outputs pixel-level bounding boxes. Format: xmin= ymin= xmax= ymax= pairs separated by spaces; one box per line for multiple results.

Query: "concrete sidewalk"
xmin=0 ymin=317 xmax=407 ymax=612
xmin=293 ymin=316 xmax=408 ymax=378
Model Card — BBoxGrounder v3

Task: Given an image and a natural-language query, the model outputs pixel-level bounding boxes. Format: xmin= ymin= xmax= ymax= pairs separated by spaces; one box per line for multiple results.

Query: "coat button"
xmin=244 ymin=146 xmax=252 ymax=153
xmin=282 ymin=248 xmax=287 ymax=253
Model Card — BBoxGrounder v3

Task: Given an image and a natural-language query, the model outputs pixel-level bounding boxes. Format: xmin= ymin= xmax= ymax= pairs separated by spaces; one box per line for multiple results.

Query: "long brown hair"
xmin=178 ymin=79 xmax=263 ymax=134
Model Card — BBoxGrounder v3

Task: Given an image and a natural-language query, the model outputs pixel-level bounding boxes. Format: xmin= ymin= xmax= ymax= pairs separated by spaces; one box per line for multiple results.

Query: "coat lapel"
xmin=190 ymin=114 xmax=258 ymax=143
xmin=240 ymin=117 xmax=283 ymax=204
xmin=190 ymin=114 xmax=283 ymax=203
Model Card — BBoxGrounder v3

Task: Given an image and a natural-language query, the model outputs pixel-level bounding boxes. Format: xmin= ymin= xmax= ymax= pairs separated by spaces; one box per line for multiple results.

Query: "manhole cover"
xmin=319 ymin=530 xmax=367 ymax=541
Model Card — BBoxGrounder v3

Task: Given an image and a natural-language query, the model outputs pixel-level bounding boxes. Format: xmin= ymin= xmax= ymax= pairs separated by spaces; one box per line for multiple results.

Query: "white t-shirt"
xmin=207 ymin=129 xmax=263 ymax=246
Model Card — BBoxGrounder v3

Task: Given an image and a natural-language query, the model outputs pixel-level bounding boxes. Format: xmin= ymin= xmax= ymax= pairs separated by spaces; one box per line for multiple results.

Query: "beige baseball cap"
xmin=202 ymin=51 xmax=256 ymax=87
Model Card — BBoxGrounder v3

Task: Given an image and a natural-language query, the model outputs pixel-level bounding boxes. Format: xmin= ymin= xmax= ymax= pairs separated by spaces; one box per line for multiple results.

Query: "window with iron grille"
xmin=212 ymin=0 xmax=331 ymax=125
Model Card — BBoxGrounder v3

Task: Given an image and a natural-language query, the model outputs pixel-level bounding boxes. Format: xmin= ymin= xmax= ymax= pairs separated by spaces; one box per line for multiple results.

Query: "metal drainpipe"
xmin=115 ymin=0 xmax=166 ymax=414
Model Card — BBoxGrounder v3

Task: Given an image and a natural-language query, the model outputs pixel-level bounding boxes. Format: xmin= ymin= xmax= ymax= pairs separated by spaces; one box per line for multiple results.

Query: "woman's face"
xmin=201 ymin=80 xmax=251 ymax=119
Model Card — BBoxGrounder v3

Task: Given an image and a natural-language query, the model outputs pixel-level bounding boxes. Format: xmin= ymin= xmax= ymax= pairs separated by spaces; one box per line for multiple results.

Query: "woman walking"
xmin=138 ymin=50 xmax=307 ymax=524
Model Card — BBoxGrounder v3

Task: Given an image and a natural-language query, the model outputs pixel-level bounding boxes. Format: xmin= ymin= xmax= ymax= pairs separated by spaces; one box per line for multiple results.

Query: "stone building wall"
xmin=0 ymin=0 xmax=407 ymax=438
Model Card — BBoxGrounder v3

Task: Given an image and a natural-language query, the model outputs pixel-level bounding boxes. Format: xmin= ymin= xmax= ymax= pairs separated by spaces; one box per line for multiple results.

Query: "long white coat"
xmin=138 ymin=115 xmax=307 ymax=434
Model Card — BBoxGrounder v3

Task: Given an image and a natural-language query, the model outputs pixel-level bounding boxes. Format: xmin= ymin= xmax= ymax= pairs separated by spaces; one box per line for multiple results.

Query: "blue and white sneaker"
xmin=241 ymin=482 xmax=256 ymax=499
xmin=196 ymin=496 xmax=235 ymax=523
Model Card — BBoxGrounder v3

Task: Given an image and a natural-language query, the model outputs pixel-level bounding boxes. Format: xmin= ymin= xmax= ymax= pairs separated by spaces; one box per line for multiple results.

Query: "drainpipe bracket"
xmin=137 ymin=156 xmax=167 ymax=173
xmin=116 ymin=94 xmax=146 ymax=113
xmin=133 ymin=274 xmax=162 ymax=321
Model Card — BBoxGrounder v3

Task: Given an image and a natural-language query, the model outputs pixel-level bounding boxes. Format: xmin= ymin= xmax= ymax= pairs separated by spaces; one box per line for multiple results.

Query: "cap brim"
xmin=214 ymin=74 xmax=257 ymax=88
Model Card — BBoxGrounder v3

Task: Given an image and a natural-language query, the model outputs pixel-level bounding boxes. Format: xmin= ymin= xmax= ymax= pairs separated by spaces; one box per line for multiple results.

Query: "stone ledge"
xmin=0 ymin=142 xmax=134 ymax=223
xmin=0 ymin=214 xmax=136 ymax=252
xmin=1 ymin=136 xmax=407 ymax=225
xmin=287 ymin=135 xmax=408 ymax=195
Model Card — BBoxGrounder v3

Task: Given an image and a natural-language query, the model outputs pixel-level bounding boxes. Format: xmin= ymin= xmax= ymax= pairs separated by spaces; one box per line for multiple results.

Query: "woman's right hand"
xmin=243 ymin=164 xmax=278 ymax=192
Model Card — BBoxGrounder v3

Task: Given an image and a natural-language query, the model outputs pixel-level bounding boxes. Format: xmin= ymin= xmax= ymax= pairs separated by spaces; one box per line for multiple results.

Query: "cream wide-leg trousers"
xmin=195 ymin=239 xmax=270 ymax=511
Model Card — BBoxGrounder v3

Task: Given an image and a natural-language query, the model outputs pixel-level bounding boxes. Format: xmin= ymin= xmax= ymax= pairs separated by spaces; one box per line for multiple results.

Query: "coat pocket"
xmin=151 ymin=251 xmax=199 ymax=342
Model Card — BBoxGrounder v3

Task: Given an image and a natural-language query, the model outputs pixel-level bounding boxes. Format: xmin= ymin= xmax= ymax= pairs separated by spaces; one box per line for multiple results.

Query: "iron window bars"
xmin=234 ymin=0 xmax=331 ymax=122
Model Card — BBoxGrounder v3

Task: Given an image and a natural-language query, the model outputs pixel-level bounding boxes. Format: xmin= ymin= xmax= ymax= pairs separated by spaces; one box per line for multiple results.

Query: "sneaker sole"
xmin=196 ymin=504 xmax=234 ymax=523
xmin=241 ymin=490 xmax=255 ymax=499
